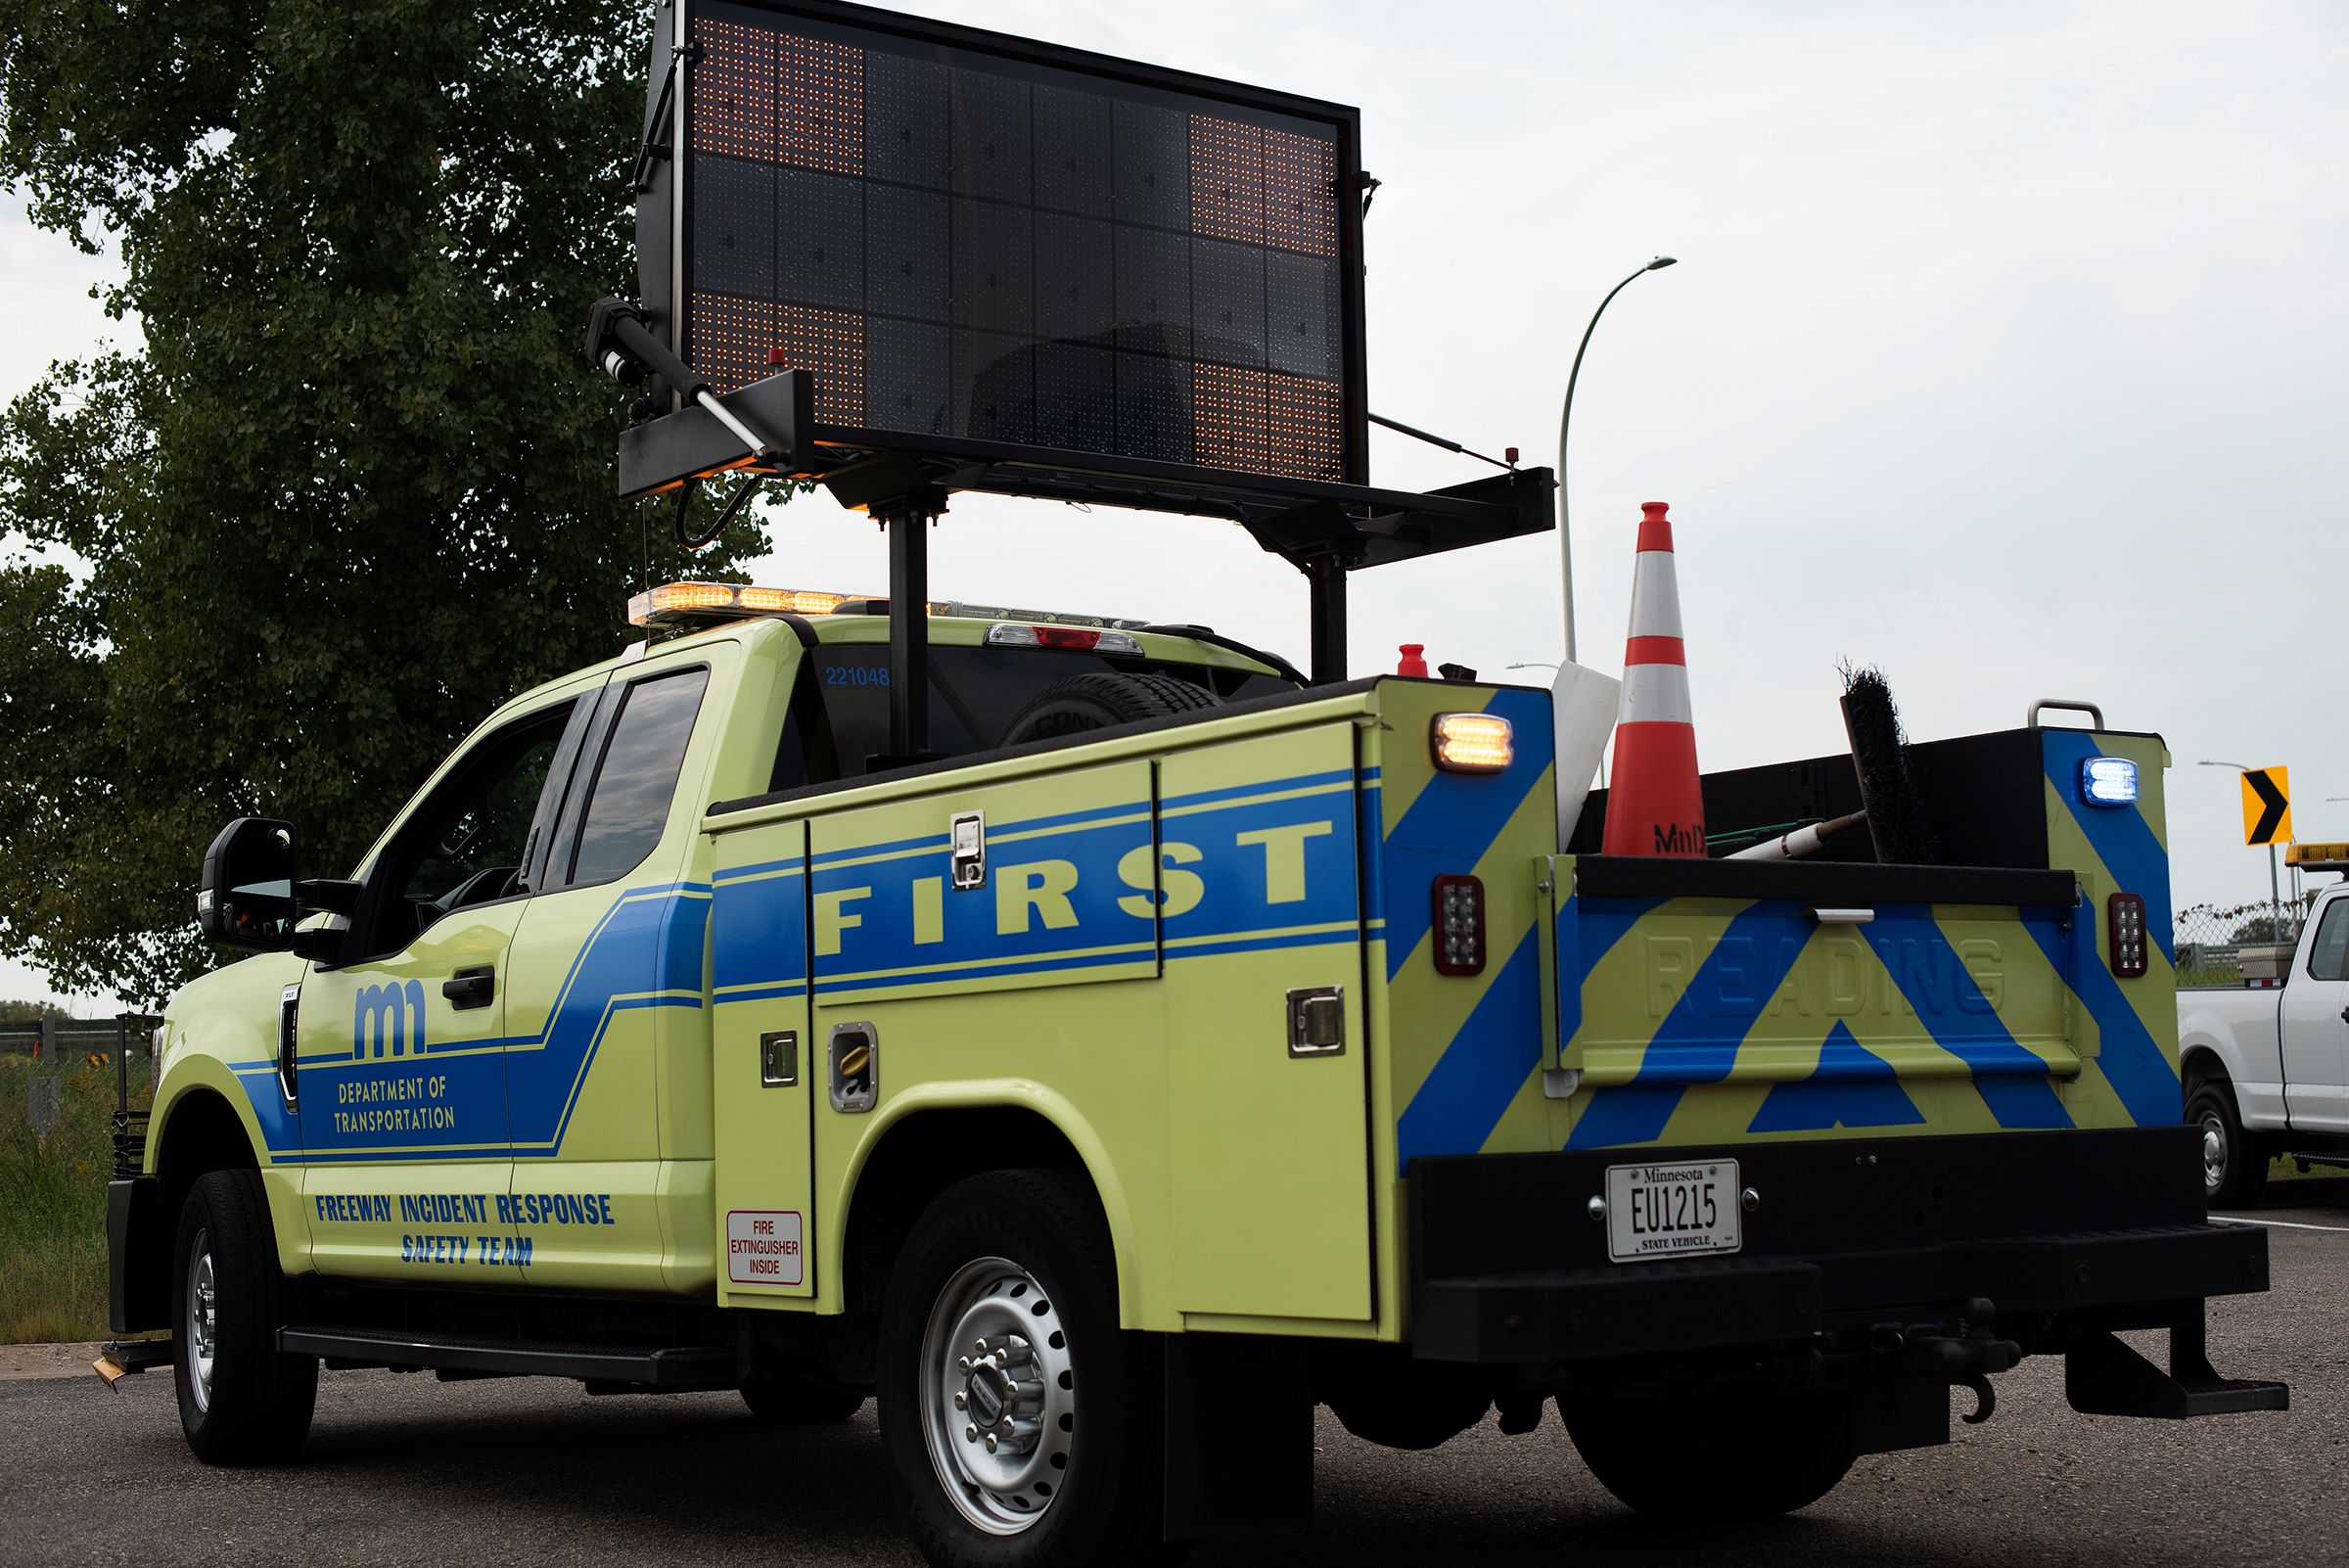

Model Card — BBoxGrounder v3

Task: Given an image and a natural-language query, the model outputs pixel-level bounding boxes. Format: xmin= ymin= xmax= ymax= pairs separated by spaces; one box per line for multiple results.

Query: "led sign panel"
xmin=659 ymin=0 xmax=1364 ymax=491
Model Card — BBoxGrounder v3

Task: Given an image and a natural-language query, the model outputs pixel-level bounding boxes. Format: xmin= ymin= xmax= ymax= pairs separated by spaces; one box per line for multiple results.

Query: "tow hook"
xmin=1872 ymin=1297 xmax=2023 ymax=1425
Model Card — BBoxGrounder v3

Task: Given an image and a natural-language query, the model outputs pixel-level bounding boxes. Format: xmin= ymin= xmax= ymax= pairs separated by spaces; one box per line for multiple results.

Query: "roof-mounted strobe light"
xmin=2079 ymin=756 xmax=2140 ymax=807
xmin=626 ymin=582 xmax=1158 ymax=632
xmin=627 ymin=582 xmax=875 ymax=626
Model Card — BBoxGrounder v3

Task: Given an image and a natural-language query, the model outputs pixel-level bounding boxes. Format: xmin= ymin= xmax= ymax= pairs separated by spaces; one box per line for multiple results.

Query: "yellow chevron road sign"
xmin=2240 ymin=766 xmax=2292 ymax=847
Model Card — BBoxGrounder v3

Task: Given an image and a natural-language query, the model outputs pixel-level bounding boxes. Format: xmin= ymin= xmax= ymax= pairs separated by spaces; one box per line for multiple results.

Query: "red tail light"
xmin=1432 ymin=875 xmax=1487 ymax=976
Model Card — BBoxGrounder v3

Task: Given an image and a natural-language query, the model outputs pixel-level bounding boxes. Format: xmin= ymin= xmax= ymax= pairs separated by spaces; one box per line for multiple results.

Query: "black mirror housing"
xmin=197 ymin=817 xmax=300 ymax=951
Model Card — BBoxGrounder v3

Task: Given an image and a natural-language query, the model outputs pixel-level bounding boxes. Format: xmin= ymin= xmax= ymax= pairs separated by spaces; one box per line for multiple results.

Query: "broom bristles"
xmin=1838 ymin=661 xmax=1939 ymax=865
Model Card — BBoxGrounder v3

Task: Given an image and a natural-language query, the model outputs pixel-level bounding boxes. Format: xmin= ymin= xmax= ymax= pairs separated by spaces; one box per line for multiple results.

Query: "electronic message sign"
xmin=636 ymin=0 xmax=1367 ymax=498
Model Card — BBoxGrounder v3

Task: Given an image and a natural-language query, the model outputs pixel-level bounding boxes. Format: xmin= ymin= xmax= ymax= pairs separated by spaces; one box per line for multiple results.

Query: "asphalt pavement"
xmin=4 ymin=1179 xmax=2345 ymax=1568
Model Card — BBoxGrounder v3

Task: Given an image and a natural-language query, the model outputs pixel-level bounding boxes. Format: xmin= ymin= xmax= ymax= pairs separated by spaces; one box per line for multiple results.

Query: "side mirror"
xmin=197 ymin=817 xmax=299 ymax=950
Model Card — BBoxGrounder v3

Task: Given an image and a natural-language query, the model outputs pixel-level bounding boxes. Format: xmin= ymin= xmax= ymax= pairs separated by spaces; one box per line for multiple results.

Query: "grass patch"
xmin=0 ymin=1056 xmax=146 ymax=1343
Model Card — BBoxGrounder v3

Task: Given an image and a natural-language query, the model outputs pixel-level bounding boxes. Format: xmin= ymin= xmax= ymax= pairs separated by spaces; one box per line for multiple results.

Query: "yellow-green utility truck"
xmin=107 ymin=588 xmax=2281 ymax=1567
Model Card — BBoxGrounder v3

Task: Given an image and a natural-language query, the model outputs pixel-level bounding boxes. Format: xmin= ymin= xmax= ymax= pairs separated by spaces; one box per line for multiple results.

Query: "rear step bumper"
xmin=277 ymin=1325 xmax=733 ymax=1389
xmin=1411 ymin=1222 xmax=2268 ymax=1361
xmin=1406 ymin=1127 xmax=2284 ymax=1417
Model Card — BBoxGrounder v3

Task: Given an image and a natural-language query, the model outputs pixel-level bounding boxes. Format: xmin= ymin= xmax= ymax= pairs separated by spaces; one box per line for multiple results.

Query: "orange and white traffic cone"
xmin=1601 ymin=502 xmax=1705 ymax=856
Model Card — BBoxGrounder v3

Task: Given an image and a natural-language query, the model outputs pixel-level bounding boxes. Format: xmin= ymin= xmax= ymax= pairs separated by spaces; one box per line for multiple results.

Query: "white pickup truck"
xmin=2177 ymin=855 xmax=2349 ymax=1205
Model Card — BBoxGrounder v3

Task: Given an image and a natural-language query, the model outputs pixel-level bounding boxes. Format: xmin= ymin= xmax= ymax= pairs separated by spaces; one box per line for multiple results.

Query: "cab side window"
xmin=365 ymin=702 xmax=576 ymax=955
xmin=2308 ymin=900 xmax=2349 ymax=981
xmin=567 ymin=668 xmax=711 ymax=887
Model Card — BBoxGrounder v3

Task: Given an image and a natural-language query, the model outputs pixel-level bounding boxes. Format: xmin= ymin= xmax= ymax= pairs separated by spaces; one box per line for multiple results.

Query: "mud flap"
xmin=1163 ymin=1333 xmax=1313 ymax=1540
xmin=107 ymin=1177 xmax=169 ymax=1335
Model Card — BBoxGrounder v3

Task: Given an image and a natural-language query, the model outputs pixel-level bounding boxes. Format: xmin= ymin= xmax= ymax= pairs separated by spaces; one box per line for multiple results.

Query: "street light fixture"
xmin=1556 ymin=255 xmax=1677 ymax=666
xmin=2198 ymin=760 xmax=2290 ymax=940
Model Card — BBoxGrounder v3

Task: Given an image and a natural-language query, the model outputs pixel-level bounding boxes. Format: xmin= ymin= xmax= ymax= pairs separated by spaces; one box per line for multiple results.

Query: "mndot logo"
xmin=353 ymin=980 xmax=428 ymax=1058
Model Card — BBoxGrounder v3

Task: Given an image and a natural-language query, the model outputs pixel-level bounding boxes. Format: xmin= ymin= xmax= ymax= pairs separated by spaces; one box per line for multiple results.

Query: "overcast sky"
xmin=5 ymin=0 xmax=2345 ymax=1012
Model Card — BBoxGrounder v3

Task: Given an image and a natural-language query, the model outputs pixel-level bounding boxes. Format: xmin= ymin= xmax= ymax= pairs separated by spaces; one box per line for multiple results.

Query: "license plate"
xmin=1604 ymin=1159 xmax=1741 ymax=1262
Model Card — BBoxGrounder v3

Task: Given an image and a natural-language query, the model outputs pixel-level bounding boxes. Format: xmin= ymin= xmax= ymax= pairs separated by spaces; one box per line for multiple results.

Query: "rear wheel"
xmin=1558 ymin=1384 xmax=1854 ymax=1520
xmin=2187 ymin=1075 xmax=2268 ymax=1208
xmin=173 ymin=1169 xmax=317 ymax=1464
xmin=877 ymin=1170 xmax=1177 ymax=1568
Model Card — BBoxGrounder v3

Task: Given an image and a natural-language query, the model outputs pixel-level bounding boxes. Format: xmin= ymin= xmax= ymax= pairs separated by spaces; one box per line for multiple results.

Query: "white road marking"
xmin=2212 ymin=1214 xmax=2349 ymax=1233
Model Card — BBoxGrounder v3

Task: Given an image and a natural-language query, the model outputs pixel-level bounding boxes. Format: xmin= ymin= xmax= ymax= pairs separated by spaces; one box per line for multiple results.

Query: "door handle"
xmin=443 ymin=966 xmax=496 ymax=1010
xmin=2338 ymin=1005 xmax=2348 ymax=1026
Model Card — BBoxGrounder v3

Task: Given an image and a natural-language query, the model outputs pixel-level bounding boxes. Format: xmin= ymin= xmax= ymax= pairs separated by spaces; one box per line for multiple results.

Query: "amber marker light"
xmin=1431 ymin=712 xmax=1514 ymax=773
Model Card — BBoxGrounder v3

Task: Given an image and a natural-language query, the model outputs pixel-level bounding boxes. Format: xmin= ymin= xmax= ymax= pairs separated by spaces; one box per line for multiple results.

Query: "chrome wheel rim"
xmin=918 ymin=1255 xmax=1076 ymax=1536
xmin=185 ymin=1227 xmax=216 ymax=1413
xmin=2201 ymin=1118 xmax=2229 ymax=1197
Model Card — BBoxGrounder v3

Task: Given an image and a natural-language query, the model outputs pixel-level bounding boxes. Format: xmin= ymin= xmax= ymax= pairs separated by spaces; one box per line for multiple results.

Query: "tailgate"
xmin=1557 ymin=858 xmax=2090 ymax=1148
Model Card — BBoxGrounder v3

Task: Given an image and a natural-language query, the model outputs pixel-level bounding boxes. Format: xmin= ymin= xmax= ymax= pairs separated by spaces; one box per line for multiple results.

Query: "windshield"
xmin=771 ymin=642 xmax=1292 ymax=789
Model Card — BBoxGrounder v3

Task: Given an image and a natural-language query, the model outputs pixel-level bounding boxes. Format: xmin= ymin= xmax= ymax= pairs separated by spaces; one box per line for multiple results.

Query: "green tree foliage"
xmin=0 ymin=1 xmax=760 ymax=1003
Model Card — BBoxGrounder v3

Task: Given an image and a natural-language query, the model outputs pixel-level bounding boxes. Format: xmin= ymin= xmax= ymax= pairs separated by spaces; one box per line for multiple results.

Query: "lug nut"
xmin=985 ymin=1434 xmax=999 ymax=1453
xmin=953 ymin=1392 xmax=967 ymax=1409
xmin=965 ymin=1423 xmax=979 ymax=1442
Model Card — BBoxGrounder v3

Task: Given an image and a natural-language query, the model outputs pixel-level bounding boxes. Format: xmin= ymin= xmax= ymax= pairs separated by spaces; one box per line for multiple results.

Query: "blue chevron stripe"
xmin=1397 ymin=928 xmax=1543 ymax=1169
xmin=2024 ymin=909 xmax=2180 ymax=1129
xmin=2040 ymin=730 xmax=2174 ymax=964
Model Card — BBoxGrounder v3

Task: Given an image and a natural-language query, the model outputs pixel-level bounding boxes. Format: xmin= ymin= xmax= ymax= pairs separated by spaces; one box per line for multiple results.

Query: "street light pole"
xmin=2200 ymin=760 xmax=2287 ymax=940
xmin=1557 ymin=255 xmax=1677 ymax=666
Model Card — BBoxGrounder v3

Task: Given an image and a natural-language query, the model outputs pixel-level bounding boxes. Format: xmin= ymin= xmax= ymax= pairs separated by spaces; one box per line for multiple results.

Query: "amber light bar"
xmin=626 ymin=582 xmax=1151 ymax=632
xmin=627 ymin=581 xmax=877 ymax=626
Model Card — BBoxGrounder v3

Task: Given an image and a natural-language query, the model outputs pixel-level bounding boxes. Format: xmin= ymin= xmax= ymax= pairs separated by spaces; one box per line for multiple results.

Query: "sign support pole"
xmin=1306 ymin=556 xmax=1348 ymax=685
xmin=2270 ymin=843 xmax=2284 ymax=942
xmin=879 ymin=487 xmax=946 ymax=764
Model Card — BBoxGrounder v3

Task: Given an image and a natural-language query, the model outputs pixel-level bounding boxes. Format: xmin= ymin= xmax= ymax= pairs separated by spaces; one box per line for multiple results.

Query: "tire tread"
xmin=174 ymin=1168 xmax=316 ymax=1465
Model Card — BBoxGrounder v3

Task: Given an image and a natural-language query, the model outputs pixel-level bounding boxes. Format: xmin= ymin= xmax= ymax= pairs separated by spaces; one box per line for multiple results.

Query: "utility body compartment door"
xmin=710 ymin=818 xmax=815 ymax=1301
xmin=1159 ymin=722 xmax=1371 ymax=1321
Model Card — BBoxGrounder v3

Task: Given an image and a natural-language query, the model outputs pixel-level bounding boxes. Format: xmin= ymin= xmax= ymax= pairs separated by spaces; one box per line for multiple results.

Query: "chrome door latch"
xmin=760 ymin=1029 xmax=798 ymax=1087
xmin=1287 ymin=987 xmax=1346 ymax=1057
xmin=950 ymin=810 xmax=986 ymax=890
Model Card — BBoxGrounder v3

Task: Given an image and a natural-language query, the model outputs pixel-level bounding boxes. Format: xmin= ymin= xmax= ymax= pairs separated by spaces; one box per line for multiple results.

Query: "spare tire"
xmin=998 ymin=671 xmax=1223 ymax=748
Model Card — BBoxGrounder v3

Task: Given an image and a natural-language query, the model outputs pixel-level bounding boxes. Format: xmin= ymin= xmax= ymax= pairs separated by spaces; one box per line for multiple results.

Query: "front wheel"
xmin=1559 ymin=1384 xmax=1854 ymax=1520
xmin=2188 ymin=1076 xmax=2269 ymax=1208
xmin=173 ymin=1168 xmax=317 ymax=1464
xmin=877 ymin=1170 xmax=1177 ymax=1568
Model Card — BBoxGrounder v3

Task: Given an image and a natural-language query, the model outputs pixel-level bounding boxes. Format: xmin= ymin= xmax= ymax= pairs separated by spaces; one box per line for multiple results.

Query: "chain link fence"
xmin=2174 ymin=901 xmax=2311 ymax=990
xmin=0 ymin=1016 xmax=162 ymax=1139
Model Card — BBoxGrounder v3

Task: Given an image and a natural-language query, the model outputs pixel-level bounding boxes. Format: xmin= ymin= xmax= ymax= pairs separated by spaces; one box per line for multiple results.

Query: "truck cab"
xmin=2178 ymin=847 xmax=2349 ymax=1204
